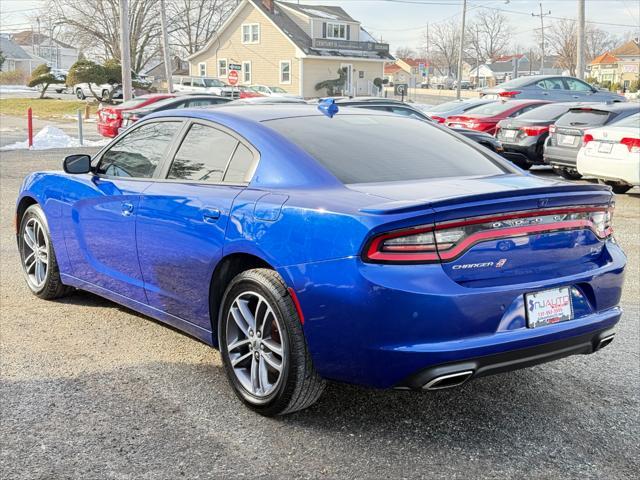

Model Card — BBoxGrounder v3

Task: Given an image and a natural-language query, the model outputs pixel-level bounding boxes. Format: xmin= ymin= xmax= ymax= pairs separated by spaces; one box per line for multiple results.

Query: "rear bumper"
xmin=544 ymin=145 xmax=579 ymax=168
xmin=502 ymin=140 xmax=543 ymax=164
xmin=283 ymin=241 xmax=626 ymax=389
xmin=577 ymin=151 xmax=640 ymax=186
xmin=97 ymin=123 xmax=119 ymax=138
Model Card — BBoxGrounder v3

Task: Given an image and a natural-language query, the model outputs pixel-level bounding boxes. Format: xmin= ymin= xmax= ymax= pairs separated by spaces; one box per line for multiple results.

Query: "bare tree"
xmin=425 ymin=20 xmax=461 ymax=77
xmin=49 ymin=0 xmax=161 ymax=73
xmin=585 ymin=27 xmax=616 ymax=62
xmin=394 ymin=46 xmax=417 ymax=59
xmin=166 ymin=0 xmax=235 ymax=55
xmin=542 ymin=18 xmax=577 ymax=76
xmin=467 ymin=10 xmax=512 ymax=62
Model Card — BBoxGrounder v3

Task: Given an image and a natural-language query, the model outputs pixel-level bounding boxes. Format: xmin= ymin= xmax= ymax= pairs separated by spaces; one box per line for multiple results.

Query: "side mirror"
xmin=63 ymin=154 xmax=92 ymax=174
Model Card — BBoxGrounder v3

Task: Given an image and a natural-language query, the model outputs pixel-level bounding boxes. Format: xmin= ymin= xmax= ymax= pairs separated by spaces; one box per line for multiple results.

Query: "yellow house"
xmin=187 ymin=0 xmax=392 ymax=98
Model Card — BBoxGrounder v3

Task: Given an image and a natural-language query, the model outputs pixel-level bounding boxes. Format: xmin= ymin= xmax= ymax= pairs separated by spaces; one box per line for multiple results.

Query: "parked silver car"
xmin=481 ymin=75 xmax=626 ymax=103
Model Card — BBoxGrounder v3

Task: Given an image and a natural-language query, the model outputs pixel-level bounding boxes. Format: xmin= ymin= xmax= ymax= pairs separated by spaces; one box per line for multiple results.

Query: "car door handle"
xmin=202 ymin=207 xmax=221 ymax=223
xmin=121 ymin=202 xmax=134 ymax=216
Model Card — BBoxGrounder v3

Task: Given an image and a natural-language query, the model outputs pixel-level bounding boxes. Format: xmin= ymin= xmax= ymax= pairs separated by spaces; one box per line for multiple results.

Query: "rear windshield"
xmin=118 ymin=97 xmax=151 ymax=109
xmin=464 ymin=102 xmax=516 ymax=116
xmin=495 ymin=76 xmax=536 ymax=89
xmin=611 ymin=112 xmax=640 ymax=127
xmin=556 ymin=109 xmax=611 ymax=127
xmin=426 ymin=100 xmax=466 ymax=113
xmin=265 ymin=115 xmax=507 ymax=184
xmin=515 ymin=103 xmax=570 ymax=121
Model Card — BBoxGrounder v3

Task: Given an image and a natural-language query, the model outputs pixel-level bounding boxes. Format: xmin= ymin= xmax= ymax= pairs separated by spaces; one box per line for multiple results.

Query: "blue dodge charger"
xmin=16 ymin=103 xmax=625 ymax=416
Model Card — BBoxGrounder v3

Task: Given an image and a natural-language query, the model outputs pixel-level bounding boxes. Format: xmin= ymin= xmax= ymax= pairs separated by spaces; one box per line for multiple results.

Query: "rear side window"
xmin=167 ymin=123 xmax=237 ymax=182
xmin=224 ymin=143 xmax=256 ymax=183
xmin=98 ymin=121 xmax=181 ymax=178
xmin=265 ymin=115 xmax=506 ymax=184
xmin=536 ymin=78 xmax=565 ymax=90
xmin=557 ymin=110 xmax=611 ymax=127
xmin=515 ymin=103 xmax=570 ymax=121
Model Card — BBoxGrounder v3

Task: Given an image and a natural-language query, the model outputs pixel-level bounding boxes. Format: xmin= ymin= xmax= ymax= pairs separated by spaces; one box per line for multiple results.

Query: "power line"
xmin=531 ymin=3 xmax=551 ymax=74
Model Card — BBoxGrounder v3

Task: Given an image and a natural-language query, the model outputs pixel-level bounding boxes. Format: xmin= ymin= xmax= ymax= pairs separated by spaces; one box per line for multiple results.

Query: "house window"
xmin=218 ymin=59 xmax=227 ymax=77
xmin=198 ymin=63 xmax=206 ymax=77
xmin=280 ymin=60 xmax=291 ymax=84
xmin=242 ymin=24 xmax=260 ymax=44
xmin=326 ymin=23 xmax=346 ymax=39
xmin=242 ymin=61 xmax=251 ymax=83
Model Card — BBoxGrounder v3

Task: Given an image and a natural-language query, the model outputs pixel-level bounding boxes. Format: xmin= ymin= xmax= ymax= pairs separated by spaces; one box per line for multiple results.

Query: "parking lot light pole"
xmin=119 ymin=0 xmax=133 ymax=101
xmin=576 ymin=0 xmax=585 ymax=79
xmin=455 ymin=0 xmax=467 ymax=100
xmin=160 ymin=0 xmax=173 ymax=93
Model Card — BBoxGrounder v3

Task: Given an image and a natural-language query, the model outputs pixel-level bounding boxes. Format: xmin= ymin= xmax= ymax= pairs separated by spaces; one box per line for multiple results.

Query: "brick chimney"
xmin=262 ymin=0 xmax=274 ymax=13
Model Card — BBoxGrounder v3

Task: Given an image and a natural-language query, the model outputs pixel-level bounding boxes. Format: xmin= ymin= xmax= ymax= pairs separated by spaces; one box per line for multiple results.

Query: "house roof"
xmin=399 ymin=58 xmax=428 ymax=67
xmin=195 ymin=0 xmax=393 ymax=60
xmin=589 ymin=52 xmax=620 ymax=65
xmin=11 ymin=30 xmax=75 ymax=50
xmin=610 ymin=39 xmax=640 ymax=57
xmin=279 ymin=1 xmax=355 ymax=22
xmin=0 ymin=36 xmax=32 ymax=60
xmin=384 ymin=63 xmax=403 ymax=74
xmin=493 ymin=54 xmax=525 ymax=62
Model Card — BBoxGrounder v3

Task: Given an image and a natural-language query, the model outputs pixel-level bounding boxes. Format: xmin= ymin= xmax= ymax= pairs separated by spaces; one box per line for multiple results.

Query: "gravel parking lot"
xmin=1 ymin=147 xmax=638 ymax=479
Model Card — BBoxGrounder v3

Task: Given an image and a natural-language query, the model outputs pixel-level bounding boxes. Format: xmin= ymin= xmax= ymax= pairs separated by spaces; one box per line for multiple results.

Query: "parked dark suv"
xmin=496 ymin=102 xmax=597 ymax=169
xmin=544 ymin=103 xmax=640 ymax=179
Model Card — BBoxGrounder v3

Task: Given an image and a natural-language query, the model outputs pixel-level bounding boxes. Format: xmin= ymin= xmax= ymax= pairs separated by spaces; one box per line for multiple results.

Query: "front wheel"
xmin=101 ymin=89 xmax=111 ymax=101
xmin=75 ymin=88 xmax=85 ymax=100
xmin=18 ymin=205 xmax=72 ymax=299
xmin=219 ymin=269 xmax=325 ymax=416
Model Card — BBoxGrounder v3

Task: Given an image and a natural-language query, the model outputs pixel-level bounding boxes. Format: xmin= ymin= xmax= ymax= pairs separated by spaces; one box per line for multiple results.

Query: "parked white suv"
xmin=249 ymin=84 xmax=302 ymax=99
xmin=172 ymin=76 xmax=235 ymax=97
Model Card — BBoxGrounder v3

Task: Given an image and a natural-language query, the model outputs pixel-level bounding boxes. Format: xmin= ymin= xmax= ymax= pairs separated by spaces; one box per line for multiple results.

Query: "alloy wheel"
xmin=21 ymin=217 xmax=49 ymax=289
xmin=225 ymin=291 xmax=285 ymax=398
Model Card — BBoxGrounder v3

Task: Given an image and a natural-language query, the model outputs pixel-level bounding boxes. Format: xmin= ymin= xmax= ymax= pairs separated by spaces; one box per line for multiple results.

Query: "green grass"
xmin=0 ymin=98 xmax=98 ymax=120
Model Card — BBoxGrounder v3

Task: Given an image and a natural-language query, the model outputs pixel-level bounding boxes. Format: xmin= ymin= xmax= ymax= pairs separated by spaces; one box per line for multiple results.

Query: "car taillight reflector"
xmin=521 ymin=126 xmax=549 ymax=136
xmin=498 ymin=91 xmax=520 ymax=98
xmin=583 ymin=133 xmax=594 ymax=145
xmin=363 ymin=206 xmax=614 ymax=264
xmin=620 ymin=137 xmax=640 ymax=153
xmin=549 ymin=124 xmax=556 ymax=134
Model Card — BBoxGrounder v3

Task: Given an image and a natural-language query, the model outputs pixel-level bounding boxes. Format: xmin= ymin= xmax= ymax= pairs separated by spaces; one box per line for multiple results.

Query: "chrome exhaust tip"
xmin=597 ymin=334 xmax=615 ymax=351
xmin=422 ymin=370 xmax=474 ymax=391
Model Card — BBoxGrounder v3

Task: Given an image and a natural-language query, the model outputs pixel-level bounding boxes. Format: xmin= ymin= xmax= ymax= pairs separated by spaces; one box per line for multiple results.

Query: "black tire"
xmin=605 ymin=182 xmax=632 ymax=194
xmin=18 ymin=204 xmax=72 ymax=300
xmin=218 ymin=268 xmax=326 ymax=416
xmin=554 ymin=167 xmax=582 ymax=180
xmin=101 ymin=89 xmax=110 ymax=101
xmin=75 ymin=88 xmax=85 ymax=100
xmin=513 ymin=158 xmax=532 ymax=170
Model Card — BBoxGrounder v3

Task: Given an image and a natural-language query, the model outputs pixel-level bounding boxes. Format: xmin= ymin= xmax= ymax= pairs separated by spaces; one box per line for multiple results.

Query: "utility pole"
xmin=576 ymin=0 xmax=585 ymax=79
xmin=455 ymin=0 xmax=467 ymax=100
xmin=475 ymin=25 xmax=480 ymax=88
xmin=159 ymin=0 xmax=173 ymax=93
xmin=425 ymin=22 xmax=430 ymax=87
xmin=119 ymin=0 xmax=133 ymax=101
xmin=532 ymin=3 xmax=551 ymax=74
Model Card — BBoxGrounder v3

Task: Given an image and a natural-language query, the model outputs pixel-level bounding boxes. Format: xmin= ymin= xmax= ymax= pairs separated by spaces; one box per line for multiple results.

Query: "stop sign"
xmin=228 ymin=70 xmax=239 ymax=85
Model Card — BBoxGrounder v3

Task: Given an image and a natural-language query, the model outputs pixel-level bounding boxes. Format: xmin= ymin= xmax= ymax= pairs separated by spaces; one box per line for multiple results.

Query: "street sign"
xmin=228 ymin=70 xmax=239 ymax=85
xmin=394 ymin=83 xmax=408 ymax=96
xmin=228 ymin=63 xmax=242 ymax=71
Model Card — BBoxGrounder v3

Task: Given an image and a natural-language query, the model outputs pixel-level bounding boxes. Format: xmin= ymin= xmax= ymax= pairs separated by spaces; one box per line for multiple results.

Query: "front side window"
xmin=167 ymin=124 xmax=238 ymax=183
xmin=242 ymin=24 xmax=259 ymax=44
xmin=242 ymin=61 xmax=251 ymax=83
xmin=280 ymin=61 xmax=291 ymax=84
xmin=265 ymin=115 xmax=506 ymax=184
xmin=327 ymin=23 xmax=346 ymax=39
xmin=564 ymin=78 xmax=592 ymax=91
xmin=218 ymin=59 xmax=227 ymax=77
xmin=536 ymin=78 xmax=565 ymax=90
xmin=98 ymin=121 xmax=181 ymax=178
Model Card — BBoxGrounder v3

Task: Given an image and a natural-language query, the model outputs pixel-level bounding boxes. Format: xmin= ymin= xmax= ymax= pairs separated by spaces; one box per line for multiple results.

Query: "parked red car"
xmin=97 ymin=94 xmax=174 ymax=137
xmin=445 ymin=99 xmax=550 ymax=135
xmin=236 ymin=86 xmax=264 ymax=99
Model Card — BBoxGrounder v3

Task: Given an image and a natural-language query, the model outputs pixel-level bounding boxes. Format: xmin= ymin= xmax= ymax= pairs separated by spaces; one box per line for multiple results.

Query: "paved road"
xmin=1 ymin=148 xmax=638 ymax=479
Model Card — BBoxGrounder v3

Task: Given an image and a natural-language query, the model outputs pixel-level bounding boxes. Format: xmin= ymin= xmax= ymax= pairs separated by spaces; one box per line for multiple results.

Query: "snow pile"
xmin=0 ymin=85 xmax=36 ymax=94
xmin=0 ymin=126 xmax=108 ymax=150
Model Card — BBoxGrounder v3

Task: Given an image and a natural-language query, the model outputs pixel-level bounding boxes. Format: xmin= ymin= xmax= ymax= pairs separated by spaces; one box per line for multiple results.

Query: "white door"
xmin=341 ymin=63 xmax=353 ymax=95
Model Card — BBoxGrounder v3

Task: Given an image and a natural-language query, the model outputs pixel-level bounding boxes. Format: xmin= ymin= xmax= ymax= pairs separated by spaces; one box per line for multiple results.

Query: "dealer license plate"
xmin=503 ymin=129 xmax=517 ymax=140
xmin=525 ymin=287 xmax=573 ymax=328
xmin=598 ymin=142 xmax=613 ymax=154
xmin=558 ymin=134 xmax=577 ymax=146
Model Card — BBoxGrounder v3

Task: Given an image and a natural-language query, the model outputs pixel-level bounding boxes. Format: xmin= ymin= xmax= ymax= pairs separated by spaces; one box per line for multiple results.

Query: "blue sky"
xmin=1 ymin=0 xmax=638 ymax=53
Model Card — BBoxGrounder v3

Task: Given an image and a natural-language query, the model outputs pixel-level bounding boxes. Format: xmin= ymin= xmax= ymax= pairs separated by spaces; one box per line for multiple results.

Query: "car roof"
xmin=568 ymin=102 xmax=639 ymax=112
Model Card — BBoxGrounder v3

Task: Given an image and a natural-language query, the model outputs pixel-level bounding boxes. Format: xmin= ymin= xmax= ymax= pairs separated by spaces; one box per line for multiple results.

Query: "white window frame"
xmin=218 ymin=58 xmax=227 ymax=77
xmin=241 ymin=23 xmax=260 ymax=44
xmin=242 ymin=61 xmax=252 ymax=84
xmin=198 ymin=62 xmax=207 ymax=77
xmin=326 ymin=22 xmax=347 ymax=40
xmin=279 ymin=60 xmax=291 ymax=85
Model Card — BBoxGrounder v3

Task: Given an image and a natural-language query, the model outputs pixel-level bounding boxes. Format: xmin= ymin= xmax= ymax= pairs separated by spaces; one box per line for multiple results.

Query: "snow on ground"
xmin=0 ymin=126 xmax=108 ymax=150
xmin=0 ymin=85 xmax=36 ymax=94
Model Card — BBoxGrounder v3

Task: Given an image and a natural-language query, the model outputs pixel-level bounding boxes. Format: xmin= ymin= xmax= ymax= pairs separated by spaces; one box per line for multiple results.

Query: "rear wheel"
xmin=605 ymin=181 xmax=632 ymax=194
xmin=75 ymin=88 xmax=85 ymax=100
xmin=18 ymin=205 xmax=71 ymax=299
xmin=554 ymin=167 xmax=582 ymax=180
xmin=101 ymin=89 xmax=110 ymax=101
xmin=219 ymin=269 xmax=325 ymax=416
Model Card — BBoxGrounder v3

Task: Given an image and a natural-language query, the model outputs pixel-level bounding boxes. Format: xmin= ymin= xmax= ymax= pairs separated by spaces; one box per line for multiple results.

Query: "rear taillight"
xmin=549 ymin=124 xmax=556 ymax=134
xmin=363 ymin=206 xmax=614 ymax=264
xmin=498 ymin=91 xmax=520 ymax=98
xmin=620 ymin=137 xmax=640 ymax=153
xmin=521 ymin=126 xmax=549 ymax=136
xmin=583 ymin=133 xmax=594 ymax=145
xmin=431 ymin=115 xmax=446 ymax=123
